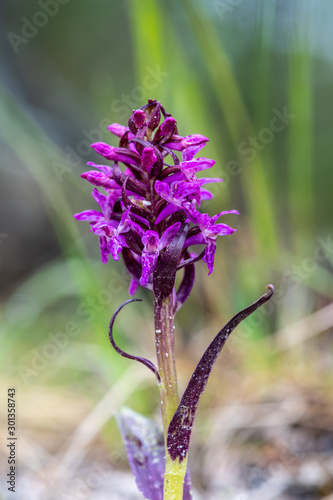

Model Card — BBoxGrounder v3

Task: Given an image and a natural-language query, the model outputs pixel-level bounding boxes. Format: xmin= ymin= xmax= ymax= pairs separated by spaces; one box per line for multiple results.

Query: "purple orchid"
xmin=75 ymin=99 xmax=235 ymax=283
xmin=74 ymin=99 xmax=274 ymax=500
xmin=128 ymin=220 xmax=181 ymax=286
xmin=184 ymin=210 xmax=239 ymax=274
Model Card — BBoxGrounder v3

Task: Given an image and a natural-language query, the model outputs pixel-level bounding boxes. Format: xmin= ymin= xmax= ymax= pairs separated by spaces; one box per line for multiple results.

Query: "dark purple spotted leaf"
xmin=153 ymin=223 xmax=189 ymax=302
xmin=167 ymin=285 xmax=275 ymax=462
xmin=109 ymin=299 xmax=160 ymax=381
xmin=116 ymin=408 xmax=193 ymax=500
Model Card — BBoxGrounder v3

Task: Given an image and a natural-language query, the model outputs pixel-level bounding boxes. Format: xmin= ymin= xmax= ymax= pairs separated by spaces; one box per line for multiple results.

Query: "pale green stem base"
xmin=154 ymin=294 xmax=187 ymax=500
xmin=163 ymin=455 xmax=188 ymax=500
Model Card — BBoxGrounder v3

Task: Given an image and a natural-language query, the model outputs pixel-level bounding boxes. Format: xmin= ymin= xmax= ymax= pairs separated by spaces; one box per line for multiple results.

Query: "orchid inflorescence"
xmin=74 ymin=99 xmax=238 ymax=298
xmin=74 ymin=100 xmax=274 ymax=500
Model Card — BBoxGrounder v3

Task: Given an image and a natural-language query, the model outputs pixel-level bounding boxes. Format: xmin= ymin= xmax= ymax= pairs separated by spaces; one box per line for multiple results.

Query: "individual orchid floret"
xmin=141 ymin=147 xmax=157 ymax=174
xmin=74 ymin=206 xmax=109 ymax=263
xmin=90 ymin=141 xmax=115 ymax=159
xmin=185 ymin=210 xmax=239 ymax=274
xmin=128 ymin=220 xmax=181 ymax=286
xmin=164 ymin=133 xmax=209 ymax=161
xmin=81 ymin=170 xmax=115 ymax=189
xmin=92 ymin=209 xmax=131 ymax=261
xmin=132 ymin=109 xmax=146 ymax=128
xmin=155 ymin=177 xmax=221 ymax=224
xmin=179 ymin=158 xmax=215 ymax=181
xmin=154 ymin=180 xmax=201 ymax=224
xmin=164 ymin=133 xmax=208 ymax=151
xmin=107 ymin=123 xmax=128 ymax=137
xmin=159 ymin=117 xmax=177 ymax=136
xmin=73 ymin=209 xmax=105 ymax=224
xmin=91 ymin=142 xmax=141 ymax=166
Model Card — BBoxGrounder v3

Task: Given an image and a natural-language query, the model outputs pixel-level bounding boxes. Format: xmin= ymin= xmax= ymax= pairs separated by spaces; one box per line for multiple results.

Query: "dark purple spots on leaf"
xmin=167 ymin=285 xmax=275 ymax=462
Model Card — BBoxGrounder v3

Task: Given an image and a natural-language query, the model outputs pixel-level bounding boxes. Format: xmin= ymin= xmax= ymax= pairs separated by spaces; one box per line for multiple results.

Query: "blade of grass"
xmin=179 ymin=0 xmax=279 ymax=260
xmin=288 ymin=34 xmax=314 ymax=253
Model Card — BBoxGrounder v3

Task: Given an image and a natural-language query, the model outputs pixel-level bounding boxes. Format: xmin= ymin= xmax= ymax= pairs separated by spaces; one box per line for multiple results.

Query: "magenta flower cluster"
xmin=74 ymin=99 xmax=238 ymax=295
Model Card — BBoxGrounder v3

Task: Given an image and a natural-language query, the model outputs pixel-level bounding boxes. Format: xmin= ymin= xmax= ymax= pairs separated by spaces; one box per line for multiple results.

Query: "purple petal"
xmin=162 ymin=172 xmax=185 ymax=185
xmin=73 ymin=210 xmax=104 ymax=222
xmin=119 ymin=208 xmax=132 ymax=233
xmin=197 ymin=177 xmax=223 ymax=186
xmin=154 ymin=180 xmax=172 ymax=201
xmin=211 ymin=210 xmax=239 ymax=223
xmin=183 ymin=233 xmax=206 ymax=248
xmin=91 ymin=143 xmax=140 ymax=166
xmin=174 ymin=181 xmax=200 ymax=200
xmin=160 ymin=222 xmax=181 ymax=249
xmin=86 ymin=161 xmax=114 ymax=175
xmin=109 ymin=148 xmax=141 ymax=166
xmin=210 ymin=223 xmax=237 ymax=237
xmin=92 ymin=222 xmax=116 ymax=237
xmin=202 ymin=240 xmax=216 ymax=275
xmin=107 ymin=123 xmax=127 ymax=137
xmin=182 ymin=135 xmax=209 ymax=161
xmin=142 ymin=230 xmax=160 ymax=252
xmin=109 ymin=237 xmax=123 ymax=261
xmin=141 ymin=147 xmax=157 ymax=173
xmin=129 ymin=279 xmax=139 ymax=296
xmin=183 ymin=134 xmax=209 ymax=147
xmin=164 ymin=134 xmax=208 ymax=155
xmin=167 ymin=286 xmax=275 ymax=462
xmin=160 ymin=117 xmax=177 ymax=136
xmin=127 ymin=220 xmax=146 ymax=238
xmin=81 ymin=170 xmax=114 ymax=189
xmin=180 ymin=158 xmax=215 ymax=176
xmin=155 ymin=204 xmax=180 ymax=225
xmin=140 ymin=251 xmax=159 ymax=286
xmin=100 ymin=236 xmax=109 ymax=264
xmin=199 ymin=189 xmax=214 ymax=201
xmin=129 ymin=212 xmax=150 ymax=228
xmin=133 ymin=109 xmax=146 ymax=128
xmin=91 ymin=142 xmax=115 ymax=158
xmin=163 ymin=134 xmax=184 ymax=151
xmin=91 ymin=189 xmax=107 ymax=212
xmin=116 ymin=408 xmax=193 ymax=500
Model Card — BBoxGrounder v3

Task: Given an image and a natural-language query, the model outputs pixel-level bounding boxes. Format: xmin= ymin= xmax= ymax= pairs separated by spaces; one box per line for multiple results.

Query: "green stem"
xmin=163 ymin=455 xmax=188 ymax=500
xmin=154 ymin=293 xmax=187 ymax=500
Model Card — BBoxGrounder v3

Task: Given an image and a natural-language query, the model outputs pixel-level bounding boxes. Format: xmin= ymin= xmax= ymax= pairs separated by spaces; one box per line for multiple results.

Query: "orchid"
xmin=74 ymin=99 xmax=274 ymax=500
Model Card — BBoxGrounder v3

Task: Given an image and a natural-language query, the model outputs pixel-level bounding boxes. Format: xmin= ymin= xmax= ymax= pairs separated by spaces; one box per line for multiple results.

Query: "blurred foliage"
xmin=0 ymin=0 xmax=333 ymax=496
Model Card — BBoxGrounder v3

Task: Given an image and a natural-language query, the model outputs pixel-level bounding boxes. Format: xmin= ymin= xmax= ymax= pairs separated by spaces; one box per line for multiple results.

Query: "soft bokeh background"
xmin=1 ymin=1 xmax=333 ymax=499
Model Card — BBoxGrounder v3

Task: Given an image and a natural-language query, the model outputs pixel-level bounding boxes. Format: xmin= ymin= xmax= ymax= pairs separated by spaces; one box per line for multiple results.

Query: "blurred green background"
xmin=1 ymin=1 xmax=333 ymax=498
